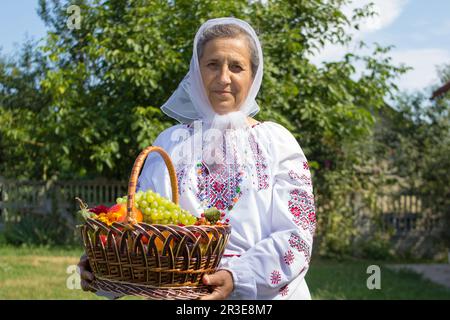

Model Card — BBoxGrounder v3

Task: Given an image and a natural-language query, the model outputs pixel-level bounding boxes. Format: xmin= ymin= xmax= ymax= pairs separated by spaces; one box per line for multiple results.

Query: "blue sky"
xmin=1 ymin=0 xmax=449 ymax=93
xmin=0 ymin=1 xmax=47 ymax=55
xmin=309 ymin=0 xmax=450 ymax=93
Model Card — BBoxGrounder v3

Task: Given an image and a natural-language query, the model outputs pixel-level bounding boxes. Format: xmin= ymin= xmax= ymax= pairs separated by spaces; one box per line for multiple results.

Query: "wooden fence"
xmin=0 ymin=177 xmax=443 ymax=235
xmin=0 ymin=177 xmax=127 ymax=227
xmin=376 ymin=193 xmax=443 ymax=236
xmin=1 ymin=177 xmax=447 ymax=258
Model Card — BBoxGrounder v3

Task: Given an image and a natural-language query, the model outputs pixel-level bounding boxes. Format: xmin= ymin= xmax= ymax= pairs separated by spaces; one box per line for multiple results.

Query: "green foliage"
xmin=0 ymin=0 xmax=411 ymax=256
xmin=357 ymin=232 xmax=394 ymax=261
xmin=3 ymin=211 xmax=79 ymax=246
xmin=374 ymin=74 xmax=450 ymax=248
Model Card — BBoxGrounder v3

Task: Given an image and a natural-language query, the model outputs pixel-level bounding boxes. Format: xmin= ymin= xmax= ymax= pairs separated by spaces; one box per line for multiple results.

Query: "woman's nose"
xmin=217 ymin=65 xmax=231 ymax=85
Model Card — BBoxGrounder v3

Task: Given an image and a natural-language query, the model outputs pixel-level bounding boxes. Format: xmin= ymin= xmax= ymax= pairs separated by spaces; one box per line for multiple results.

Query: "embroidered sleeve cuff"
xmin=218 ymin=263 xmax=257 ymax=300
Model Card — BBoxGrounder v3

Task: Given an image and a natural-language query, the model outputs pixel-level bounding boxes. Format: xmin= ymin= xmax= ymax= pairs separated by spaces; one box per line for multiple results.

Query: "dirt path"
xmin=387 ymin=264 xmax=450 ymax=289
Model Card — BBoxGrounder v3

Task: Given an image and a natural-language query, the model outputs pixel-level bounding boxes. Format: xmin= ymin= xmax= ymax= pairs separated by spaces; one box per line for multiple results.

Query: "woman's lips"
xmin=213 ymin=90 xmax=232 ymax=95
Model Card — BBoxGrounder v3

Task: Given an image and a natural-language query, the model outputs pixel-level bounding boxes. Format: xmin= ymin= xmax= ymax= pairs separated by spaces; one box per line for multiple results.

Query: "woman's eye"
xmin=207 ymin=62 xmax=217 ymax=67
xmin=231 ymin=65 xmax=243 ymax=71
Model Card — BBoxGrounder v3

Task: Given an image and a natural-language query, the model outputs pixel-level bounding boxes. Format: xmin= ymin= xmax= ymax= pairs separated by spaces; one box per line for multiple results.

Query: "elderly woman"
xmin=79 ymin=17 xmax=316 ymax=300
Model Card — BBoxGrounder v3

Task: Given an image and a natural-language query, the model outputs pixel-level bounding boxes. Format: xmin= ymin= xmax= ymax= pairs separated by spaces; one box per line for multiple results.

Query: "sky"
xmin=0 ymin=0 xmax=449 ymax=94
xmin=0 ymin=1 xmax=47 ymax=55
xmin=309 ymin=0 xmax=450 ymax=94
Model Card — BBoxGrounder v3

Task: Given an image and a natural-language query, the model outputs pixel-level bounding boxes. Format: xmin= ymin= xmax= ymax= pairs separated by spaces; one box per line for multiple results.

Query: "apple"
xmin=107 ymin=203 xmax=143 ymax=223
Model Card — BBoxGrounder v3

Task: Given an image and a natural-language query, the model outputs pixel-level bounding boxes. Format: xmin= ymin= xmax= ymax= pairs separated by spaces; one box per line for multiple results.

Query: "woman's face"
xmin=199 ymin=36 xmax=254 ymax=114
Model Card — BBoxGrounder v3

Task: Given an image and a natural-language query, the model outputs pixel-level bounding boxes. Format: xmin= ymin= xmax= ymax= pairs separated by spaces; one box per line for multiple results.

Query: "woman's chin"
xmin=212 ymin=103 xmax=237 ymax=115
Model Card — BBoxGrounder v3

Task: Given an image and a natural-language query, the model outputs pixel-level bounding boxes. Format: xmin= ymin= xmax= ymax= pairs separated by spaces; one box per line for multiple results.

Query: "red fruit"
xmin=89 ymin=205 xmax=109 ymax=215
xmin=107 ymin=204 xmax=143 ymax=223
xmin=133 ymin=207 xmax=144 ymax=223
xmin=107 ymin=204 xmax=126 ymax=222
xmin=99 ymin=235 xmax=107 ymax=246
xmin=141 ymin=235 xmax=149 ymax=245
xmin=195 ymin=217 xmax=207 ymax=225
xmin=154 ymin=231 xmax=174 ymax=252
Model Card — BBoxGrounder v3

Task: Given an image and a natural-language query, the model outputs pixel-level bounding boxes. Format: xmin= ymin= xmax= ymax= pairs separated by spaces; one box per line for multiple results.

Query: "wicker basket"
xmin=78 ymin=146 xmax=232 ymax=300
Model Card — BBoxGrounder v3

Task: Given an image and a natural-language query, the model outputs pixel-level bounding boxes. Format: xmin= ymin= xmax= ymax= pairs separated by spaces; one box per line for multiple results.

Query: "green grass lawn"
xmin=0 ymin=245 xmax=103 ymax=300
xmin=306 ymin=257 xmax=450 ymax=299
xmin=1 ymin=245 xmax=450 ymax=300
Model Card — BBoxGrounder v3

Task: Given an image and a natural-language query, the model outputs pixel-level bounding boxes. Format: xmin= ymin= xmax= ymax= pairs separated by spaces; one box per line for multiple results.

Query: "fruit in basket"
xmin=90 ymin=205 xmax=114 ymax=225
xmin=154 ymin=230 xmax=174 ymax=252
xmin=138 ymin=231 xmax=174 ymax=252
xmin=106 ymin=204 xmax=126 ymax=222
xmin=107 ymin=203 xmax=143 ymax=223
xmin=99 ymin=234 xmax=107 ymax=246
xmin=76 ymin=146 xmax=233 ymax=299
xmin=116 ymin=190 xmax=198 ymax=225
xmin=194 ymin=231 xmax=215 ymax=254
xmin=76 ymin=197 xmax=97 ymax=221
xmin=89 ymin=205 xmax=110 ymax=215
xmin=75 ymin=197 xmax=143 ymax=226
xmin=203 ymin=207 xmax=221 ymax=224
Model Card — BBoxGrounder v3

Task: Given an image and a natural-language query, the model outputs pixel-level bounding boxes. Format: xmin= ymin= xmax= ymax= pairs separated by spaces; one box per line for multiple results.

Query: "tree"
xmin=375 ymin=67 xmax=450 ymax=256
xmin=0 ymin=0 xmax=408 ymax=256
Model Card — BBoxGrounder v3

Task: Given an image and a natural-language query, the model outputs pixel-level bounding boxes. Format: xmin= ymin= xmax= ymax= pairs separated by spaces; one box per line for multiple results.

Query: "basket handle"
xmin=126 ymin=146 xmax=179 ymax=224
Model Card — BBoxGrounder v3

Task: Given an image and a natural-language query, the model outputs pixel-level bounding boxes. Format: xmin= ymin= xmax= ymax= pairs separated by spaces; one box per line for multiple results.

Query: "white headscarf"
xmin=161 ymin=17 xmax=263 ymax=168
xmin=161 ymin=17 xmax=263 ymax=129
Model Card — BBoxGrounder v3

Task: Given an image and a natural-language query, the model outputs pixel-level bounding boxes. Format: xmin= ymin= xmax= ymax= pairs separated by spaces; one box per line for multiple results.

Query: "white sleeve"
xmin=136 ymin=127 xmax=175 ymax=197
xmin=220 ymin=124 xmax=316 ymax=299
xmin=136 ymin=141 xmax=160 ymax=193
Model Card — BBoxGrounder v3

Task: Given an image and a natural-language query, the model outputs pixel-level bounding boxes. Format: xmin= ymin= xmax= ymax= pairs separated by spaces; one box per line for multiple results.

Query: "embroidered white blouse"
xmin=136 ymin=121 xmax=316 ymax=300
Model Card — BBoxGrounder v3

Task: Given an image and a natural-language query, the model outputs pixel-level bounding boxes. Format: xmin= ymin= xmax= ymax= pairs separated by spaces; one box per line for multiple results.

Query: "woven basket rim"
xmin=78 ymin=146 xmax=232 ymax=299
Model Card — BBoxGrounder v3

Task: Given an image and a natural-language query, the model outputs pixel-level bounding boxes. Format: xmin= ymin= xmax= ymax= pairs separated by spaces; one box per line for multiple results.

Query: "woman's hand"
xmin=200 ymin=270 xmax=234 ymax=300
xmin=77 ymin=254 xmax=95 ymax=292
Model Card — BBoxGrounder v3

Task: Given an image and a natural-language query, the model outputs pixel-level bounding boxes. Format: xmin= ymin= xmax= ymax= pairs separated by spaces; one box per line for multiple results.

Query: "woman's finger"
xmin=77 ymin=256 xmax=92 ymax=272
xmin=81 ymin=279 xmax=96 ymax=292
xmin=199 ymin=290 xmax=223 ymax=300
xmin=80 ymin=270 xmax=94 ymax=282
xmin=203 ymin=274 xmax=224 ymax=286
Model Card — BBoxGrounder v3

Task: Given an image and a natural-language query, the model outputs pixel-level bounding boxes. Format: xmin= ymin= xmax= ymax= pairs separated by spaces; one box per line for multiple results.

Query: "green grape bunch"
xmin=116 ymin=190 xmax=198 ymax=225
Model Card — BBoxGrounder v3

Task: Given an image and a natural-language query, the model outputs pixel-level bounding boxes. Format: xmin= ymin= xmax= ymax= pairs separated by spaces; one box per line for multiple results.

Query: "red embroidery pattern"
xmin=283 ymin=250 xmax=295 ymax=266
xmin=288 ymin=233 xmax=311 ymax=262
xmin=279 ymin=284 xmax=289 ymax=297
xmin=196 ymin=162 xmax=243 ymax=211
xmin=248 ymin=133 xmax=269 ymax=190
xmin=176 ymin=165 xmax=188 ymax=195
xmin=195 ymin=132 xmax=247 ymax=214
xmin=288 ymin=170 xmax=312 ymax=186
xmin=299 ymin=266 xmax=307 ymax=275
xmin=270 ymin=270 xmax=281 ymax=285
xmin=288 ymin=189 xmax=316 ymax=235
xmin=303 ymin=161 xmax=309 ymax=170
